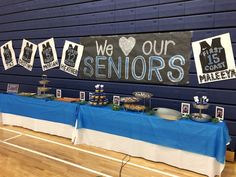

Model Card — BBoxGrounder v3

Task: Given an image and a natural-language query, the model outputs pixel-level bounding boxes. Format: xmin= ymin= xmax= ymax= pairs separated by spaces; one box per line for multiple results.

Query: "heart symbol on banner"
xmin=119 ymin=37 xmax=136 ymax=56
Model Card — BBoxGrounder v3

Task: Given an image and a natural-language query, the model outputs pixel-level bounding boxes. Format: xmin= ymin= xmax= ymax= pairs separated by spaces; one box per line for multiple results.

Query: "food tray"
xmin=153 ymin=107 xmax=182 ymax=121
xmin=55 ymin=97 xmax=80 ymax=102
xmin=190 ymin=113 xmax=212 ymax=123
xmin=34 ymin=94 xmax=54 ymax=99
xmin=120 ymin=97 xmax=140 ymax=103
xmin=18 ymin=92 xmax=36 ymax=96
xmin=39 ymin=80 xmax=50 ymax=85
xmin=38 ymin=87 xmax=51 ymax=92
xmin=123 ymin=104 xmax=145 ymax=112
xmin=193 ymin=103 xmax=209 ymax=109
xmin=133 ymin=92 xmax=153 ymax=99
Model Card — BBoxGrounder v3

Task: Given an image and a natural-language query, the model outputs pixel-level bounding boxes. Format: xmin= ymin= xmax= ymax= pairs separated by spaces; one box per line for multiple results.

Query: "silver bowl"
xmin=190 ymin=113 xmax=212 ymax=123
xmin=152 ymin=107 xmax=182 ymax=121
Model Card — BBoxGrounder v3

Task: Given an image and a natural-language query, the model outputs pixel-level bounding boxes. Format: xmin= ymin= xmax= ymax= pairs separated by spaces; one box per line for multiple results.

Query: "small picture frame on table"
xmin=181 ymin=103 xmax=190 ymax=115
xmin=7 ymin=83 xmax=19 ymax=93
xmin=56 ymin=89 xmax=62 ymax=98
xmin=113 ymin=96 xmax=120 ymax=106
xmin=215 ymin=106 xmax=224 ymax=121
xmin=80 ymin=91 xmax=85 ymax=101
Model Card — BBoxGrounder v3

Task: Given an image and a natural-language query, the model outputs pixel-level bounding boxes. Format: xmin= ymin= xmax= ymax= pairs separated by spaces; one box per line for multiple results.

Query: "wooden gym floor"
xmin=0 ymin=124 xmax=235 ymax=177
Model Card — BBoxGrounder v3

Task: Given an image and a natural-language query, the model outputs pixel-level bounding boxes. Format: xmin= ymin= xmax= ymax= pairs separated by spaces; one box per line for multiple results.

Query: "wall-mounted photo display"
xmin=7 ymin=83 xmax=19 ymax=93
xmin=181 ymin=102 xmax=190 ymax=115
xmin=38 ymin=38 xmax=59 ymax=71
xmin=215 ymin=106 xmax=224 ymax=121
xmin=80 ymin=91 xmax=85 ymax=101
xmin=113 ymin=96 xmax=120 ymax=106
xmin=60 ymin=40 xmax=84 ymax=76
xmin=1 ymin=41 xmax=17 ymax=70
xmin=56 ymin=89 xmax=62 ymax=98
xmin=192 ymin=33 xmax=236 ymax=84
xmin=18 ymin=39 xmax=37 ymax=71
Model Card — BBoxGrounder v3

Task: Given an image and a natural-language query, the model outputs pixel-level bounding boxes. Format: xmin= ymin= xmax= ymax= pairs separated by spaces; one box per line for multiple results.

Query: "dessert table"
xmin=76 ymin=105 xmax=231 ymax=177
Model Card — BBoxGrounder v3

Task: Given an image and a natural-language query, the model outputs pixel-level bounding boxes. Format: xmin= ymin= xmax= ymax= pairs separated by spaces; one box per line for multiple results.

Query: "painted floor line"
xmin=0 ymin=127 xmax=179 ymax=177
xmin=1 ymin=140 xmax=112 ymax=177
xmin=3 ymin=134 xmax=22 ymax=142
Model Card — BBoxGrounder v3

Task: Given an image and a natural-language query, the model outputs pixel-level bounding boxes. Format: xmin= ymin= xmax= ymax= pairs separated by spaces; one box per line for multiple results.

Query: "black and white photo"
xmin=113 ymin=96 xmax=120 ymax=106
xmin=80 ymin=91 xmax=85 ymax=101
xmin=56 ymin=89 xmax=62 ymax=98
xmin=60 ymin=40 xmax=84 ymax=76
xmin=1 ymin=41 xmax=17 ymax=70
xmin=38 ymin=38 xmax=59 ymax=71
xmin=18 ymin=39 xmax=37 ymax=71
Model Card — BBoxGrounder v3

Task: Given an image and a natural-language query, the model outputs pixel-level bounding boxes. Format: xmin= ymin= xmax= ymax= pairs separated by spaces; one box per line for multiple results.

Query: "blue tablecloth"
xmin=0 ymin=93 xmax=79 ymax=126
xmin=78 ymin=105 xmax=231 ymax=164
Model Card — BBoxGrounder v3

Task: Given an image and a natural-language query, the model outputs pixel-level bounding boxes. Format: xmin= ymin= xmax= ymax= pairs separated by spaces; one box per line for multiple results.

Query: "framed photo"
xmin=113 ymin=96 xmax=120 ymax=106
xmin=56 ymin=89 xmax=62 ymax=98
xmin=7 ymin=83 xmax=19 ymax=93
xmin=89 ymin=92 xmax=93 ymax=100
xmin=80 ymin=91 xmax=85 ymax=101
xmin=181 ymin=103 xmax=190 ymax=115
xmin=215 ymin=106 xmax=224 ymax=121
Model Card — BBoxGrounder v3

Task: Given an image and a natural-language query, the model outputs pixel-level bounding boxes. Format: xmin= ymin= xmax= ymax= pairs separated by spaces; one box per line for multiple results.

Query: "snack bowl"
xmin=152 ymin=107 xmax=182 ymax=121
xmin=190 ymin=113 xmax=212 ymax=123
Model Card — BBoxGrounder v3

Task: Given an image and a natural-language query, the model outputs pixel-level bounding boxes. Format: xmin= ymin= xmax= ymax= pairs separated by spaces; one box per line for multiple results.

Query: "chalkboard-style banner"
xmin=79 ymin=32 xmax=192 ymax=85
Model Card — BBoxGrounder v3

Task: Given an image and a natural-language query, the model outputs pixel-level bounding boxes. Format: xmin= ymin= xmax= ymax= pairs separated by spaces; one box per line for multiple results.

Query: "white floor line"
xmin=3 ymin=134 xmax=22 ymax=142
xmin=1 ymin=140 xmax=112 ymax=177
xmin=0 ymin=127 xmax=179 ymax=177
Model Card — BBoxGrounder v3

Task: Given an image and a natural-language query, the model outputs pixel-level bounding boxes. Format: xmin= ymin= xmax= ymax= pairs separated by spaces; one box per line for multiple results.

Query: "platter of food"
xmin=132 ymin=92 xmax=153 ymax=99
xmin=120 ymin=97 xmax=140 ymax=103
xmin=123 ymin=103 xmax=145 ymax=112
xmin=152 ymin=107 xmax=182 ymax=121
xmin=55 ymin=97 xmax=80 ymax=102
xmin=18 ymin=92 xmax=36 ymax=96
xmin=190 ymin=113 xmax=211 ymax=123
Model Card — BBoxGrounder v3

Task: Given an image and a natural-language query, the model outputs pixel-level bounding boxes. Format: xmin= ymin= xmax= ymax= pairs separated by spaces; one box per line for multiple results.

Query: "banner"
xmin=18 ymin=39 xmax=37 ymax=71
xmin=79 ymin=32 xmax=192 ymax=85
xmin=38 ymin=38 xmax=59 ymax=71
xmin=192 ymin=33 xmax=236 ymax=84
xmin=60 ymin=40 xmax=84 ymax=76
xmin=0 ymin=41 xmax=17 ymax=70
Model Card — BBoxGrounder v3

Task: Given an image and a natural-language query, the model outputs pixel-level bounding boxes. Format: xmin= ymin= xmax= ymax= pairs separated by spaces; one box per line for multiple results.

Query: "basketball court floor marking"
xmin=0 ymin=127 xmax=179 ymax=177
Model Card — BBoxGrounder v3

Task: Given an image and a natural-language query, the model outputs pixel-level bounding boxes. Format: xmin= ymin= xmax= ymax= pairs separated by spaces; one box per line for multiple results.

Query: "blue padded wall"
xmin=0 ymin=0 xmax=236 ymax=150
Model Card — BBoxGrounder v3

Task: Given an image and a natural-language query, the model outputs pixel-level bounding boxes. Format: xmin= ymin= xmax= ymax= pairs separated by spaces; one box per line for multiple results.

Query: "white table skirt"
xmin=76 ymin=128 xmax=225 ymax=177
xmin=1 ymin=113 xmax=75 ymax=139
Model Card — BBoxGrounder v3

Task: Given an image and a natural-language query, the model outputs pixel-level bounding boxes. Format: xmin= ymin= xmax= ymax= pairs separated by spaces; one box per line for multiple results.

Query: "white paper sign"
xmin=60 ymin=40 xmax=84 ymax=76
xmin=38 ymin=38 xmax=59 ymax=71
xmin=113 ymin=95 xmax=120 ymax=106
xmin=56 ymin=89 xmax=62 ymax=98
xmin=192 ymin=33 xmax=236 ymax=84
xmin=7 ymin=83 xmax=19 ymax=93
xmin=18 ymin=39 xmax=37 ymax=71
xmin=1 ymin=41 xmax=17 ymax=70
xmin=215 ymin=106 xmax=224 ymax=121
xmin=80 ymin=91 xmax=85 ymax=101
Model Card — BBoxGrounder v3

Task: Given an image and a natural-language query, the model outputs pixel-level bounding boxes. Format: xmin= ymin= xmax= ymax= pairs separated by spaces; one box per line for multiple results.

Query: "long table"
xmin=0 ymin=93 xmax=79 ymax=138
xmin=76 ymin=105 xmax=230 ymax=177
xmin=0 ymin=94 xmax=231 ymax=177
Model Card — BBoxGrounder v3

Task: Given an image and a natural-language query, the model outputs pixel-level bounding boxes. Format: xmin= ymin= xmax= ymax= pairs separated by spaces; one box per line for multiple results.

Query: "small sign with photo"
xmin=215 ymin=106 xmax=224 ymax=121
xmin=1 ymin=41 xmax=17 ymax=70
xmin=56 ymin=89 xmax=62 ymax=98
xmin=181 ymin=103 xmax=190 ymax=115
xmin=80 ymin=91 xmax=85 ymax=101
xmin=113 ymin=96 xmax=120 ymax=106
xmin=7 ymin=83 xmax=19 ymax=93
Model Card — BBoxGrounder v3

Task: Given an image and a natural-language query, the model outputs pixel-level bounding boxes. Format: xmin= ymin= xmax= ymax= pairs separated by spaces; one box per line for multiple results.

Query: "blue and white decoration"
xmin=0 ymin=40 xmax=17 ymax=70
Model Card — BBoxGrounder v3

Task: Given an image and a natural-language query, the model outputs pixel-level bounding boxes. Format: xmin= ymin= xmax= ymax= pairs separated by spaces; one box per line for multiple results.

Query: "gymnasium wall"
xmin=0 ymin=0 xmax=235 ymax=150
